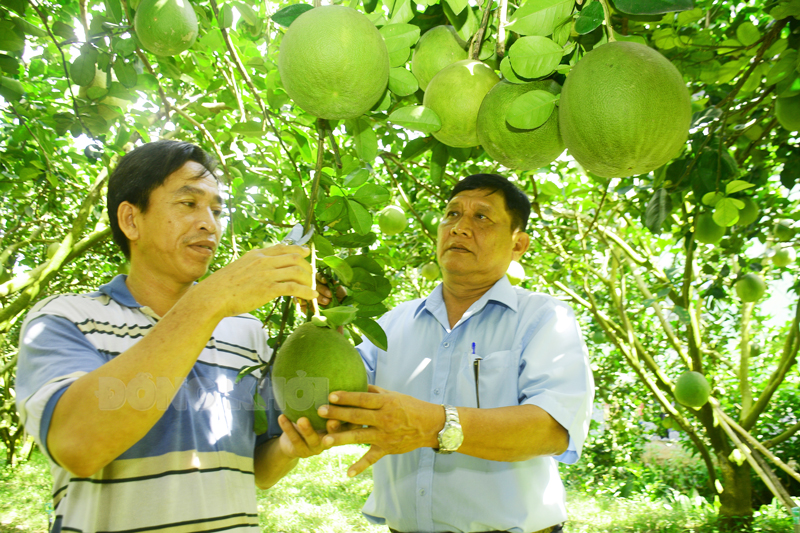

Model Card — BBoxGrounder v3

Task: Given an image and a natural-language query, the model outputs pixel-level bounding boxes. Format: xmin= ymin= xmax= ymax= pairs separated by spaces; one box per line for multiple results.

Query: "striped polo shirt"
xmin=15 ymin=275 xmax=281 ymax=532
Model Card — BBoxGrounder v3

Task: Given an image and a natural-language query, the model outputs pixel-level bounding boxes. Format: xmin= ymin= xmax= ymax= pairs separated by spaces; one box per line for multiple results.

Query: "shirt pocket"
xmin=465 ymin=349 xmax=520 ymax=409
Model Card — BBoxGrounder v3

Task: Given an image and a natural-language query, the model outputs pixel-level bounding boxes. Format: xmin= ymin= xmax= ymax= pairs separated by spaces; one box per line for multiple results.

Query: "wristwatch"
xmin=435 ymin=405 xmax=463 ymax=454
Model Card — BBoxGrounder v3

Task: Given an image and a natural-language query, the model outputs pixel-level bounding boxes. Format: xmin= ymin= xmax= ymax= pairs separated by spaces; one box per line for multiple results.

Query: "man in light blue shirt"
xmin=320 ymin=174 xmax=595 ymax=533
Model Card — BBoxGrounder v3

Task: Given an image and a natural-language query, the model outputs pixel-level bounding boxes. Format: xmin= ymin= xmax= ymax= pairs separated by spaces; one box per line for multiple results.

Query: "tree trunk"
xmin=717 ymin=454 xmax=754 ymax=531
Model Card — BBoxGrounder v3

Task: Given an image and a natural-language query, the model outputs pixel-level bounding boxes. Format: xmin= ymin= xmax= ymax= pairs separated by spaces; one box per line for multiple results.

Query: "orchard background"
xmin=0 ymin=0 xmax=798 ymax=530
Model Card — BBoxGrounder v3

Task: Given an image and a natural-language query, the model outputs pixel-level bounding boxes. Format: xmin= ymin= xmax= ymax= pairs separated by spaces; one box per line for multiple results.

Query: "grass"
xmin=1 ymin=446 xmax=795 ymax=533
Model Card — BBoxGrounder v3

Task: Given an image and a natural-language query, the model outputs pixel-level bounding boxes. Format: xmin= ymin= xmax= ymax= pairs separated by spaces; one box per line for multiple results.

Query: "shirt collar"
xmin=413 ymin=275 xmax=519 ymax=320
xmin=99 ymin=275 xmax=141 ymax=308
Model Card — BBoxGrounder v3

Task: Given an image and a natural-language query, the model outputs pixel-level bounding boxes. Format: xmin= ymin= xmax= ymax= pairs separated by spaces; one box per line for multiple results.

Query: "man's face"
xmin=127 ymin=161 xmax=222 ymax=284
xmin=436 ymin=188 xmax=528 ymax=285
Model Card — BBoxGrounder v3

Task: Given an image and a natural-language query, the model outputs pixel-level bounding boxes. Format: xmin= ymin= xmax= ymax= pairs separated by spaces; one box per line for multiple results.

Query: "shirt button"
xmin=434 ymin=389 xmax=440 ymax=395
xmin=419 ymin=489 xmax=426 ymax=496
xmin=443 ymin=342 xmax=450 ymax=348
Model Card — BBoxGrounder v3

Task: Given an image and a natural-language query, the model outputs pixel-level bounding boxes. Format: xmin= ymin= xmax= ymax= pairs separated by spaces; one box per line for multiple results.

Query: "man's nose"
xmin=449 ymin=217 xmax=472 ymax=236
xmin=197 ymin=207 xmax=218 ymax=233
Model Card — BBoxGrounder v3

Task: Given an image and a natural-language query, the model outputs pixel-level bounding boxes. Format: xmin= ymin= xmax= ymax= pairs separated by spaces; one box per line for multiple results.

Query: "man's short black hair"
xmin=107 ymin=140 xmax=217 ymax=259
xmin=448 ymin=173 xmax=531 ymax=232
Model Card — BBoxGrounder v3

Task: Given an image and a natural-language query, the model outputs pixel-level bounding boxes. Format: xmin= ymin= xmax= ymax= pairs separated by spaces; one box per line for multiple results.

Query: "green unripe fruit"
xmin=735 ymin=273 xmax=766 ymax=303
xmin=271 ymin=322 xmax=369 ymax=431
xmin=661 ymin=417 xmax=674 ymax=429
xmin=776 ymin=93 xmax=800 ymax=132
xmin=421 ymin=211 xmax=441 ymax=235
xmin=411 ymin=25 xmax=467 ymax=91
xmin=772 ymin=247 xmax=796 ymax=268
xmin=674 ymin=371 xmax=711 ymax=409
xmin=695 ymin=213 xmax=725 ymax=244
xmin=736 ymin=197 xmax=759 ymax=226
xmin=134 ymin=0 xmax=199 ymax=56
xmin=420 ymin=262 xmax=440 ymax=281
xmin=506 ymin=261 xmax=526 ymax=286
xmin=378 ymin=206 xmax=408 ymax=236
xmin=774 ymin=219 xmax=796 ymax=242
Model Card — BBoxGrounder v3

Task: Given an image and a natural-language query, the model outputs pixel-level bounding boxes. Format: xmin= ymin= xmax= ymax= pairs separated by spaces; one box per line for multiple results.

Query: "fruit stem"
xmin=495 ymin=0 xmax=508 ymax=59
xmin=310 ymin=241 xmax=320 ymax=318
xmin=597 ymin=0 xmax=616 ymax=42
xmin=469 ymin=0 xmax=494 ymax=60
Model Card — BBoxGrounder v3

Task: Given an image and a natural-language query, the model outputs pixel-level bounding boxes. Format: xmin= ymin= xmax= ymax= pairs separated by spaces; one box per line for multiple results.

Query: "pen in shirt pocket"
xmin=472 ymin=342 xmax=482 ymax=409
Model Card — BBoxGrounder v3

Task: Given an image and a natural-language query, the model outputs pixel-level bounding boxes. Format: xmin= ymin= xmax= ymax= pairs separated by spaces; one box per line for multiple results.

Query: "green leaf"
xmin=253 ymin=393 xmax=268 ymax=435
xmin=235 ymin=1 xmax=259 ymax=26
xmin=0 ymin=33 xmax=24 ymax=53
xmin=328 ymin=232 xmax=377 ymax=248
xmin=506 ymin=0 xmax=574 ymax=37
xmin=612 ymin=0 xmax=693 ymax=15
xmin=401 ymin=137 xmax=437 ymax=160
xmin=379 ymin=23 xmax=420 ymax=52
xmin=388 ymin=47 xmax=410 ymax=68
xmin=713 ymin=198 xmax=743 ymax=227
xmin=71 ymin=53 xmax=97 ymax=86
xmin=349 ymin=118 xmax=378 ymax=162
xmin=231 ymin=121 xmax=266 ymax=136
xmin=323 ymin=256 xmax=354 ymax=285
xmin=736 ymin=22 xmax=761 ymax=47
xmin=346 ymin=254 xmax=384 ymax=275
xmin=508 ymin=36 xmax=563 ymax=79
xmin=765 ymin=51 xmax=797 ymax=87
xmin=444 ymin=0 xmax=468 ymax=15
xmin=500 ymin=56 xmax=532 ymax=84
xmin=343 ymin=167 xmax=371 ymax=188
xmin=313 ymin=234 xmax=336 ymax=257
xmin=271 ymin=3 xmax=313 ymax=27
xmin=676 ymin=7 xmax=703 ymax=26
xmin=505 ymin=90 xmax=558 ymax=129
xmin=388 ymin=105 xmax=442 ymax=134
xmin=320 ymin=306 xmax=358 ymax=327
xmin=235 ymin=364 xmax=263 ymax=384
xmin=352 ymin=183 xmax=391 ymax=207
xmin=317 ymin=196 xmax=346 ymax=223
xmin=52 ymin=21 xmax=75 ymax=40
xmin=0 ymin=76 xmax=24 ymax=100
xmin=219 ymin=3 xmax=235 ymax=28
xmin=113 ymin=58 xmax=137 ymax=88
xmin=644 ymin=188 xmax=672 ymax=234
xmin=430 ymin=142 xmax=449 ymax=184
xmin=443 ymin=2 xmax=478 ymax=41
xmin=702 ymin=191 xmax=725 ymax=207
xmin=389 ymin=0 xmax=414 ymax=24
xmin=388 ymin=67 xmax=418 ymax=97
xmin=574 ymin=1 xmax=604 ymax=35
xmin=353 ymin=317 xmax=388 ymax=351
xmin=347 ymin=198 xmax=373 ymax=234
xmin=725 ymin=180 xmax=755 ymax=195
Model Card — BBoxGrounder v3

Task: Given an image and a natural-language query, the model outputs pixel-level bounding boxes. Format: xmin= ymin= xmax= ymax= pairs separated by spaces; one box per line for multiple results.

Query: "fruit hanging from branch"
xmin=134 ymin=0 xmax=199 ymax=56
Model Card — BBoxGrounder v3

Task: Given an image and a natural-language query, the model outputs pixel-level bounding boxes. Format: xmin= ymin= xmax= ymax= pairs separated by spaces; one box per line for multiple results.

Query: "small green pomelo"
xmin=661 ymin=416 xmax=674 ymax=429
xmin=411 ymin=25 xmax=468 ymax=91
xmin=735 ymin=273 xmax=766 ymax=303
xmin=695 ymin=213 xmax=725 ymax=244
xmin=776 ymin=93 xmax=800 ymax=132
xmin=476 ymin=79 xmax=565 ymax=171
xmin=674 ymin=371 xmax=711 ymax=409
xmin=774 ymin=219 xmax=796 ymax=242
xmin=421 ymin=211 xmax=441 ymax=235
xmin=423 ymin=59 xmax=500 ymax=148
xmin=420 ymin=262 xmax=440 ymax=281
xmin=506 ymin=260 xmax=526 ymax=285
xmin=772 ymin=247 xmax=796 ymax=268
xmin=271 ymin=322 xmax=368 ymax=431
xmin=736 ymin=197 xmax=759 ymax=226
xmin=378 ymin=206 xmax=407 ymax=236
xmin=134 ymin=0 xmax=199 ymax=56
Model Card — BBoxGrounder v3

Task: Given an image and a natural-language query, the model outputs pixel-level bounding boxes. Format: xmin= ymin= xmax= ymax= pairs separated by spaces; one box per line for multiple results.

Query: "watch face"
xmin=442 ymin=427 xmax=463 ymax=450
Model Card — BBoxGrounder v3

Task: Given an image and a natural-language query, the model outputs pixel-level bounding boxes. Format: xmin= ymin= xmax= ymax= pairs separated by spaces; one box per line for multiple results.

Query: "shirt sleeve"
xmin=15 ymin=314 xmax=111 ymax=464
xmin=518 ymin=300 xmax=595 ymax=464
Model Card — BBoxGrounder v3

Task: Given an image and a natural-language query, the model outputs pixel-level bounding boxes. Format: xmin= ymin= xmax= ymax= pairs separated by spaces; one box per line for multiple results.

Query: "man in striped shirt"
xmin=16 ymin=140 xmax=326 ymax=532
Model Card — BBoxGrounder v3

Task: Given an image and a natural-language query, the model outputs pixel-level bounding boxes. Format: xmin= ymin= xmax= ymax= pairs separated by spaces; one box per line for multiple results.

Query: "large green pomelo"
xmin=776 ymin=93 xmax=800 ymax=132
xmin=271 ymin=322 xmax=368 ymax=431
xmin=695 ymin=213 xmax=725 ymax=244
xmin=134 ymin=0 xmax=198 ymax=56
xmin=477 ymin=79 xmax=565 ymax=170
xmin=674 ymin=371 xmax=711 ymax=409
xmin=278 ymin=6 xmax=389 ymax=120
xmin=735 ymin=273 xmax=766 ymax=303
xmin=559 ymin=41 xmax=691 ymax=178
xmin=411 ymin=25 xmax=468 ymax=91
xmin=378 ymin=205 xmax=407 ymax=235
xmin=423 ymin=59 xmax=500 ymax=148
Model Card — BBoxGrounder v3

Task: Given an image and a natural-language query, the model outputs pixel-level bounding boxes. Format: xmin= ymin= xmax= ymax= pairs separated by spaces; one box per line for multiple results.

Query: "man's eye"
xmin=213 ymin=209 xmax=223 ymax=217
xmin=183 ymin=201 xmax=195 ymax=208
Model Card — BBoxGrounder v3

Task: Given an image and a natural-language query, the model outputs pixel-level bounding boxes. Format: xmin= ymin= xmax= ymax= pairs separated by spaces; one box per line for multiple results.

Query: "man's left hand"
xmin=277 ymin=414 xmax=327 ymax=459
xmin=317 ymin=385 xmax=443 ymax=477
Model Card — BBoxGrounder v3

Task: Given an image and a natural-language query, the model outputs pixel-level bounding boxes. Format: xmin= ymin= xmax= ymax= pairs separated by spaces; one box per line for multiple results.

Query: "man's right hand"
xmin=201 ymin=244 xmax=319 ymax=318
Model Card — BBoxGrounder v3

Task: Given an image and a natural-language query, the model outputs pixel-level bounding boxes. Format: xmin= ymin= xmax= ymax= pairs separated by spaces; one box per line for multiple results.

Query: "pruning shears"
xmin=281 ymin=223 xmax=315 ymax=246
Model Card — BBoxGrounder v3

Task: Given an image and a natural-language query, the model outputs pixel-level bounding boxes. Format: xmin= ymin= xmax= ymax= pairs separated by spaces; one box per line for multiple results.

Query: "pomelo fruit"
xmin=736 ymin=197 xmax=759 ymax=226
xmin=774 ymin=219 xmax=796 ymax=242
xmin=674 ymin=371 xmax=711 ymax=409
xmin=421 ymin=211 xmax=440 ymax=234
xmin=134 ymin=0 xmax=198 ymax=56
xmin=423 ymin=59 xmax=500 ymax=148
xmin=77 ymin=68 xmax=132 ymax=121
xmin=420 ymin=262 xmax=440 ymax=281
xmin=772 ymin=247 xmax=796 ymax=267
xmin=661 ymin=416 xmax=674 ymax=429
xmin=271 ymin=322 xmax=368 ymax=431
xmin=695 ymin=213 xmax=725 ymax=244
xmin=559 ymin=41 xmax=691 ymax=178
xmin=411 ymin=25 xmax=468 ymax=91
xmin=506 ymin=260 xmax=526 ymax=285
xmin=278 ymin=5 xmax=389 ymax=120
xmin=776 ymin=93 xmax=800 ymax=132
xmin=735 ymin=273 xmax=766 ymax=303
xmin=476 ymin=79 xmax=565 ymax=171
xmin=378 ymin=205 xmax=407 ymax=235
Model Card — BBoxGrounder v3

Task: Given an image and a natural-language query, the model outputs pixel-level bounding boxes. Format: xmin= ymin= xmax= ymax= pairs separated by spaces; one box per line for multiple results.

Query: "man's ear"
xmin=118 ymin=202 xmax=140 ymax=242
xmin=511 ymin=231 xmax=530 ymax=261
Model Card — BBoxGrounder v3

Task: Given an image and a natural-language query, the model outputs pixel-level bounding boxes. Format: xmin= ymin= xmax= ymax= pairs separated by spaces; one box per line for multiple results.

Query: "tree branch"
xmin=469 ymin=0 xmax=494 ymax=60
xmin=739 ymin=302 xmax=754 ymax=421
xmin=496 ymin=0 xmax=508 ymax=59
xmin=764 ymin=419 xmax=800 ymax=450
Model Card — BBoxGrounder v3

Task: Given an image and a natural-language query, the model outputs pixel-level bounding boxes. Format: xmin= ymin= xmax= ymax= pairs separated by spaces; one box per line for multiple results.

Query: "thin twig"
xmin=496 ymin=0 xmax=508 ymax=59
xmin=597 ymin=0 xmax=617 ymax=42
xmin=470 ymin=0 xmax=494 ymax=60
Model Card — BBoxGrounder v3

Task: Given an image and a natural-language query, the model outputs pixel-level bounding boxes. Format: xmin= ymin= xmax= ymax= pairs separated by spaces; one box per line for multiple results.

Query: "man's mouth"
xmin=446 ymin=244 xmax=471 ymax=253
xmin=189 ymin=242 xmax=216 ymax=256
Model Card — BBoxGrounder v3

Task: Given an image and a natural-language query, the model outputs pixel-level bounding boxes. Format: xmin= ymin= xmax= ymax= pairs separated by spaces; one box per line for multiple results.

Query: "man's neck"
xmin=441 ymin=275 xmax=498 ymax=329
xmin=125 ymin=268 xmax=194 ymax=318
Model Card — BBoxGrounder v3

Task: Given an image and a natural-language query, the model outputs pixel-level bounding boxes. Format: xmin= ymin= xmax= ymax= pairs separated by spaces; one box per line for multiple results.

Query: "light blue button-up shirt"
xmin=356 ymin=276 xmax=595 ymax=533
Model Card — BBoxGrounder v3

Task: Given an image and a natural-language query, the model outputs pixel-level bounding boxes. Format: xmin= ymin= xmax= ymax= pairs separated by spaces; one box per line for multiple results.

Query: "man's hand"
xmin=299 ymin=273 xmax=348 ymax=310
xmin=200 ymin=244 xmax=318 ymax=318
xmin=276 ymin=414 xmax=327 ymax=459
xmin=317 ymin=385 xmax=443 ymax=477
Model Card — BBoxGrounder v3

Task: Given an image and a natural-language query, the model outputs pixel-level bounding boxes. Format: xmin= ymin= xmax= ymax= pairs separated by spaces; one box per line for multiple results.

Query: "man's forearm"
xmin=47 ymin=286 xmax=224 ymax=477
xmin=456 ymin=404 xmax=569 ymax=462
xmin=253 ymin=437 xmax=298 ymax=490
